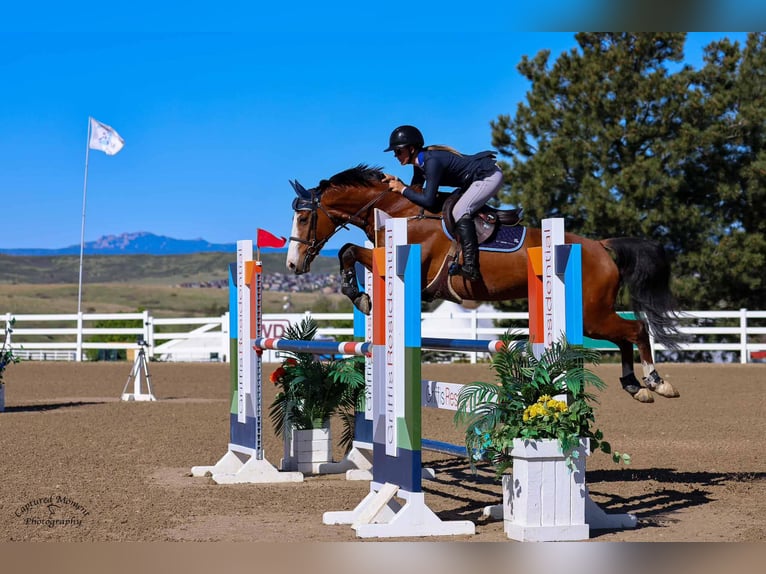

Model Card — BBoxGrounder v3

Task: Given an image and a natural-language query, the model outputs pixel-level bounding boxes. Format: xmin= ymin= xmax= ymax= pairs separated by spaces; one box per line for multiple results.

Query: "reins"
xmin=291 ymin=177 xmax=448 ymax=274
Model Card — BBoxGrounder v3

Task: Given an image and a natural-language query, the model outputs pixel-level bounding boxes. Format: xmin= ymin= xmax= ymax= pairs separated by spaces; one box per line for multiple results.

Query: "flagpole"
xmin=77 ymin=117 xmax=91 ymax=317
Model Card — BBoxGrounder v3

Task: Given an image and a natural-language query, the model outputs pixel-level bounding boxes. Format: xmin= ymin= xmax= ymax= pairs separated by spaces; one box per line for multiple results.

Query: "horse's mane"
xmin=319 ymin=164 xmax=385 ymax=192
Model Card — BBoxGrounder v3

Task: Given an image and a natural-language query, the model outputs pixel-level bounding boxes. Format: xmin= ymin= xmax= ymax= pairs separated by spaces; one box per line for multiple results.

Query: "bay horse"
xmin=286 ymin=164 xmax=681 ymax=403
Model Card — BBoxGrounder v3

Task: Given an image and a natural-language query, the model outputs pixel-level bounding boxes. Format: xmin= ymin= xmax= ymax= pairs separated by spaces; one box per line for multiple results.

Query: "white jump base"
xmin=191 ymin=445 xmax=303 ymax=484
xmin=323 ymin=482 xmax=475 ymax=538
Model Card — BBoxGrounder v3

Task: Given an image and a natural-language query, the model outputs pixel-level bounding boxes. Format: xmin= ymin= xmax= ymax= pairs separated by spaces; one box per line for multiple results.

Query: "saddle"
xmin=438 ymin=192 xmax=523 ymax=243
xmin=421 ymin=192 xmax=524 ymax=304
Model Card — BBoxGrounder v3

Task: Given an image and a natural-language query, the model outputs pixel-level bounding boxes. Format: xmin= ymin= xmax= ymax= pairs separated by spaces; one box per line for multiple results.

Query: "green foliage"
xmin=85 ymin=316 xmax=143 ymax=361
xmin=1 ymin=318 xmax=21 ymax=385
xmin=268 ymin=317 xmax=364 ymax=451
xmin=491 ymin=32 xmax=766 ymax=311
xmin=454 ymin=330 xmax=629 ymax=476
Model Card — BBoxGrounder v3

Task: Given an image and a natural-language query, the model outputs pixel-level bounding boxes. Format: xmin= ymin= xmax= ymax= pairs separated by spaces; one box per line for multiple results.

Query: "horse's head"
xmin=286 ymin=164 xmax=390 ymax=274
xmin=286 ymin=179 xmax=325 ymax=274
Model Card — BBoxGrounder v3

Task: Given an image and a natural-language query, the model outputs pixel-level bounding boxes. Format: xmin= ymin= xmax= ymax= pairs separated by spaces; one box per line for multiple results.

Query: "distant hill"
xmin=0 ymin=231 xmax=345 ymax=284
xmin=0 ymin=232 xmax=248 ymax=256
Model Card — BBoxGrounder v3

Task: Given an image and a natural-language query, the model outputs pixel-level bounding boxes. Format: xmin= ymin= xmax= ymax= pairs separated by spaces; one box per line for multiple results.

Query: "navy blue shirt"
xmin=402 ymin=149 xmax=498 ymax=210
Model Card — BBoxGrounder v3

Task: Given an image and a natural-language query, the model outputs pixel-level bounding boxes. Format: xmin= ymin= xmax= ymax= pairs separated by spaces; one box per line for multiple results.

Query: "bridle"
xmin=289 ymin=179 xmax=390 ymax=273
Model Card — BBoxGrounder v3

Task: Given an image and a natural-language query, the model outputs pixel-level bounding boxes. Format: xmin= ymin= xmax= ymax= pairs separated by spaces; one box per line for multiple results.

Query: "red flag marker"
xmin=256 ymin=228 xmax=287 ymax=249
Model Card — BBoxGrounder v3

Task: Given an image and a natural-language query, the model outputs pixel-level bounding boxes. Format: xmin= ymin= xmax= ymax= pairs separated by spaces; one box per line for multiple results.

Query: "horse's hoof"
xmin=354 ymin=294 xmax=371 ymax=315
xmin=633 ymin=388 xmax=655 ymax=403
xmin=642 ymin=371 xmax=679 ymax=398
xmin=653 ymin=381 xmax=680 ymax=398
xmin=619 ymin=373 xmax=642 ymax=396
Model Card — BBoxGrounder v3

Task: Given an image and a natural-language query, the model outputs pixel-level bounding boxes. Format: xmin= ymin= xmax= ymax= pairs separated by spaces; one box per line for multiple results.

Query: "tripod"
xmin=121 ymin=343 xmax=156 ymax=401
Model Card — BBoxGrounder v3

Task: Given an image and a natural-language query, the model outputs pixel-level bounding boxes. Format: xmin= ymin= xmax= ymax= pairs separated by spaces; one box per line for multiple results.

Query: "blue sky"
xmin=0 ymin=8 xmax=754 ymax=253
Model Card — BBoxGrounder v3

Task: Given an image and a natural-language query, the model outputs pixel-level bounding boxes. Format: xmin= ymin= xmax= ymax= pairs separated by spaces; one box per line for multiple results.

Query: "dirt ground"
xmin=1 ymin=361 xmax=764 ymax=543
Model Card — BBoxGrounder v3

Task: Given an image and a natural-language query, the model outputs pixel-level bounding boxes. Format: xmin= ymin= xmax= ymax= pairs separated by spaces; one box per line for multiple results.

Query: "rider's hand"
xmin=382 ymin=174 xmax=405 ymax=193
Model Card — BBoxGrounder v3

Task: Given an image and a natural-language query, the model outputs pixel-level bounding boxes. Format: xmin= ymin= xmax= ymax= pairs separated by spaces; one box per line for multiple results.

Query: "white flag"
xmin=89 ymin=117 xmax=125 ymax=156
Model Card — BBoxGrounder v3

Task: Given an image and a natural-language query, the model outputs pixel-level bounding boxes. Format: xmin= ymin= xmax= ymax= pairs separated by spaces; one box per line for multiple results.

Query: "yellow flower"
xmin=547 ymin=398 xmax=568 ymax=412
xmin=522 ymin=396 xmax=569 ymax=424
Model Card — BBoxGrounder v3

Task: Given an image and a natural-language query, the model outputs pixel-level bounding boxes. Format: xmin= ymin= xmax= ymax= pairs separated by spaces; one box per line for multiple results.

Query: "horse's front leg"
xmin=339 ymin=243 xmax=373 ymax=315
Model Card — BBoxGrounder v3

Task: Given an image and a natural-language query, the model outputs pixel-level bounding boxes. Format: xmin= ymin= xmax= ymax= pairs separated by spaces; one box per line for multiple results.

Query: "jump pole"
xmin=190 ymin=240 xmax=303 ymax=483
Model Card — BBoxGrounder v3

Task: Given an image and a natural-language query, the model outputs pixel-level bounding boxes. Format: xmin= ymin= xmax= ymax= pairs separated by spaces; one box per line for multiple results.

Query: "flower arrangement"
xmin=454 ymin=330 xmax=630 ymax=475
xmin=268 ymin=316 xmax=364 ymax=450
xmin=1 ymin=318 xmax=21 ymax=386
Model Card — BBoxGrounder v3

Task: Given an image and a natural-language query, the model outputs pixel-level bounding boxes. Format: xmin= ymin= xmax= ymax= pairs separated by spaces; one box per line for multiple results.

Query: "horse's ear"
xmin=290 ymin=179 xmax=310 ymax=199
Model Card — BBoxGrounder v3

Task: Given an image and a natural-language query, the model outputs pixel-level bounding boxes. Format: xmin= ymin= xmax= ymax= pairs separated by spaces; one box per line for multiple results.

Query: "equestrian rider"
xmin=382 ymin=125 xmax=503 ymax=281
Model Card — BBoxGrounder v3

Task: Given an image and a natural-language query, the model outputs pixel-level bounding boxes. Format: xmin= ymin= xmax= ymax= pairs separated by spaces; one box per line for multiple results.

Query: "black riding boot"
xmin=452 ymin=215 xmax=480 ymax=280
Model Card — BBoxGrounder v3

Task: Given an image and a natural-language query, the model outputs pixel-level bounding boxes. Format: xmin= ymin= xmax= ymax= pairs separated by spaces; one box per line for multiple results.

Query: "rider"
xmin=382 ymin=125 xmax=503 ymax=281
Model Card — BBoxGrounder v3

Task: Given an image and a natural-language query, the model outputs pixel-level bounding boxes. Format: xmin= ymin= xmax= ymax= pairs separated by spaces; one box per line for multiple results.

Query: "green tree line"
xmin=491 ymin=32 xmax=765 ymax=311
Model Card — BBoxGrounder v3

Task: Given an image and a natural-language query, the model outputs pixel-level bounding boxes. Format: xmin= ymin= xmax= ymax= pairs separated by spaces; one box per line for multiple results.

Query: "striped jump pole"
xmin=345 ymin=290 xmax=511 ymax=472
xmin=421 ymin=337 xmax=506 ymax=354
xmin=254 ymin=338 xmax=371 ymax=357
xmin=252 ymin=336 xmax=374 ymax=476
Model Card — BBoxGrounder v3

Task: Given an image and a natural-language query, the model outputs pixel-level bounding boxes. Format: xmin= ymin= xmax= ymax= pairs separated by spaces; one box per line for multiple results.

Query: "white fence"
xmin=3 ymin=309 xmax=766 ymax=364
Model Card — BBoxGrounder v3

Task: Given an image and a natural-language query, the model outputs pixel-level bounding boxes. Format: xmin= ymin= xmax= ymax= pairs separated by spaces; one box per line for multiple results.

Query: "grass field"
xmin=0 ymin=252 xmax=350 ymax=316
xmin=0 ymin=282 xmax=352 ymax=316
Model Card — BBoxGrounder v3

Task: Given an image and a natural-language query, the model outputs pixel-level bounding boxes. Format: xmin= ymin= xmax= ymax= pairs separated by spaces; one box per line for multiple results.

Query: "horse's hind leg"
xmin=634 ymin=324 xmax=680 ymax=399
xmin=588 ymin=312 xmax=679 ymax=401
xmin=338 ymin=243 xmax=373 ymax=314
xmin=616 ymin=340 xmax=654 ymax=403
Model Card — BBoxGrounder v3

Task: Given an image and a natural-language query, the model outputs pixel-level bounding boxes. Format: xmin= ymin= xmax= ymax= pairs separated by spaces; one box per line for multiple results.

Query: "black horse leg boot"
xmin=453 ymin=215 xmax=481 ymax=280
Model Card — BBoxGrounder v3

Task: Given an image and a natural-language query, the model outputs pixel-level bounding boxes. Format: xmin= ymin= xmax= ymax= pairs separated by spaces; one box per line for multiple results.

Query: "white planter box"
xmin=293 ymin=427 xmax=333 ymax=474
xmin=504 ymin=438 xmax=590 ymax=542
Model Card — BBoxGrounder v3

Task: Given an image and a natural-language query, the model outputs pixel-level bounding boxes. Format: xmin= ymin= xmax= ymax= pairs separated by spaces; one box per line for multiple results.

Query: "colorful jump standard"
xmin=190 ymin=240 xmax=302 ymax=483
xmin=527 ymin=218 xmax=583 ymax=355
xmin=323 ymin=216 xmax=475 ymax=538
xmin=507 ymin=218 xmax=636 ymax=541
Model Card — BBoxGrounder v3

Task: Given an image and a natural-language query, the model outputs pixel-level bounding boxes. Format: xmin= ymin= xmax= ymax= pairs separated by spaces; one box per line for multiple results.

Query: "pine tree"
xmin=492 ymin=32 xmax=765 ymax=310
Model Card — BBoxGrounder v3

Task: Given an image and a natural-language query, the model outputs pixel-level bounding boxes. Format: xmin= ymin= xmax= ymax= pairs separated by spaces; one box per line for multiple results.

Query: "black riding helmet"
xmin=384 ymin=125 xmax=424 ymax=151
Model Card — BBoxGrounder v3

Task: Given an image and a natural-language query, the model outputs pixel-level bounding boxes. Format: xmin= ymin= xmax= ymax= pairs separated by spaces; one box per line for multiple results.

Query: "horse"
xmin=286 ymin=164 xmax=681 ymax=403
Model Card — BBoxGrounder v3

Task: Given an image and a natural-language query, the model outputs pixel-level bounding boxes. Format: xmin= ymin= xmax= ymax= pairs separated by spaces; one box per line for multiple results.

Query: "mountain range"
xmin=0 ymin=232 xmax=302 ymax=256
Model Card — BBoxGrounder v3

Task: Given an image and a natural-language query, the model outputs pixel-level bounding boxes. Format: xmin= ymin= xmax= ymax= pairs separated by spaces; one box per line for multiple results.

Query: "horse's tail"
xmin=602 ymin=237 xmax=682 ymax=350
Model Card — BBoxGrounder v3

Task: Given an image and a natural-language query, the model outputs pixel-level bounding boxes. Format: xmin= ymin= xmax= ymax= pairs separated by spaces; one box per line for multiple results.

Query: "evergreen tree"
xmin=492 ymin=32 xmax=765 ymax=310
